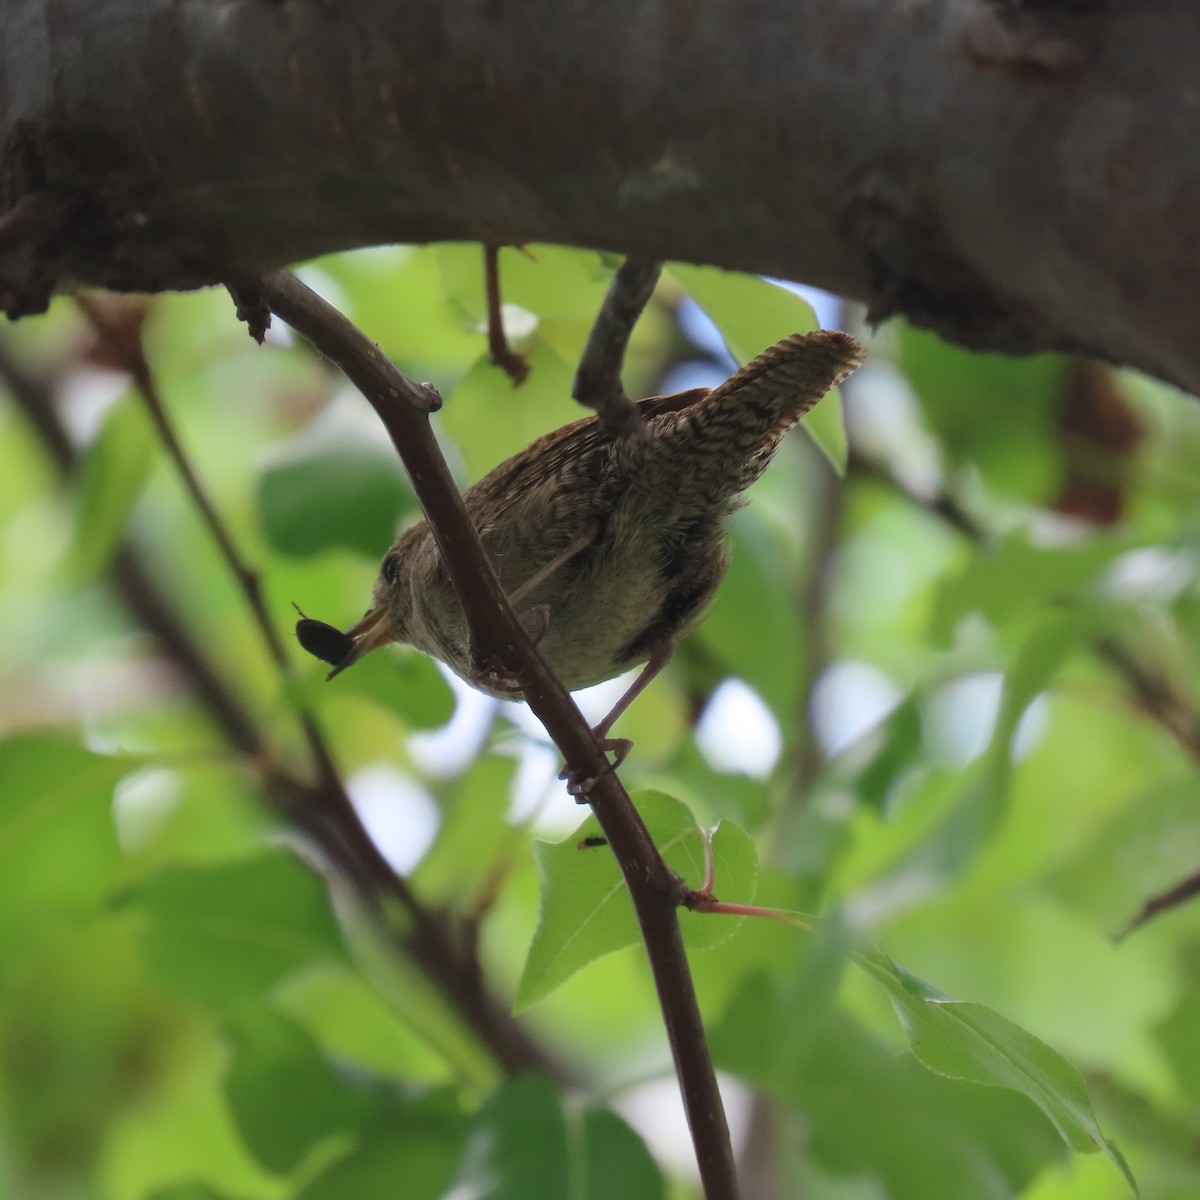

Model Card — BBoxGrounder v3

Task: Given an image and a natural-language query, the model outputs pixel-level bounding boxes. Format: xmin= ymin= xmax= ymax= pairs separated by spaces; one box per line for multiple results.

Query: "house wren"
xmin=300 ymin=330 xmax=864 ymax=738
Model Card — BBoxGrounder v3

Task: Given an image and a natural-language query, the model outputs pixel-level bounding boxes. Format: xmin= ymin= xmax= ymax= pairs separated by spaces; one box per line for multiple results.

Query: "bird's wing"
xmin=466 ymin=391 xmax=704 ymax=532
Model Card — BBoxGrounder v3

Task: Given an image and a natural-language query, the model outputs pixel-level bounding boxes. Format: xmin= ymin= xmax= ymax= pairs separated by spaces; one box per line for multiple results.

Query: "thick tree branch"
xmin=2 ymin=1 xmax=1197 ymax=392
xmin=252 ymin=270 xmax=739 ymax=1200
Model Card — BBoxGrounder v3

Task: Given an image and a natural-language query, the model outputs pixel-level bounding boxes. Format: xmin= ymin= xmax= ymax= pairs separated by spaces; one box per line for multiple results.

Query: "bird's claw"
xmin=559 ymin=736 xmax=633 ymax=801
xmin=467 ymin=643 xmax=522 ymax=696
xmin=519 ymin=603 xmax=552 ymax=646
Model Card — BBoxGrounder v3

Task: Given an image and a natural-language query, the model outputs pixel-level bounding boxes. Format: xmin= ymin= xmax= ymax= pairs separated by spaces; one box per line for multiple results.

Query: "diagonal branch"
xmin=250 ymin=269 xmax=740 ymax=1200
xmin=1117 ymin=870 xmax=1200 ymax=941
xmin=572 ymin=256 xmax=661 ymax=437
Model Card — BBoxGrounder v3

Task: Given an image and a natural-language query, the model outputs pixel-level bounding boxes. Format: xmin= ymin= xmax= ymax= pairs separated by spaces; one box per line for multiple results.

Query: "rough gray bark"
xmin=2 ymin=0 xmax=1198 ymax=392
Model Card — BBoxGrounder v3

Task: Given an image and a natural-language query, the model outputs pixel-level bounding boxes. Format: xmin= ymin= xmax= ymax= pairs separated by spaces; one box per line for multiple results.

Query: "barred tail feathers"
xmin=653 ymin=330 xmax=865 ymax=500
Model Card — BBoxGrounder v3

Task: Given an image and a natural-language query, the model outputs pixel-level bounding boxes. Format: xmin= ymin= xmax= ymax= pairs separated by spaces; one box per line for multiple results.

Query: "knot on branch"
xmin=0 ymin=190 xmax=85 ymax=319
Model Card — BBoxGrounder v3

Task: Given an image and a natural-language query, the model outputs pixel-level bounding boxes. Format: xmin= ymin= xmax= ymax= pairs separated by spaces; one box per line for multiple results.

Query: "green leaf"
xmin=297 ymin=1089 xmax=465 ymax=1200
xmin=709 ymin=909 xmax=853 ymax=1085
xmin=414 ymin=755 xmax=519 ymax=906
xmin=145 ymin=1185 xmax=244 ymax=1200
xmin=311 ymin=246 xmax=483 ymax=365
xmin=258 ymin=430 xmax=417 ymax=559
xmin=0 ymin=735 xmax=130 ymax=962
xmin=439 ymin=335 xmax=576 ymax=479
xmin=318 ymin=643 xmax=455 ymax=730
xmin=861 ymin=952 xmax=1136 ymax=1192
xmin=68 ymin=393 xmax=155 ymax=578
xmin=515 ymin=791 xmax=757 ymax=1010
xmin=223 ymin=1006 xmax=384 ymax=1174
xmin=456 ymin=1076 xmax=569 ymax=1199
xmin=130 ymin=850 xmax=347 ymax=1008
xmin=898 ymin=326 xmax=1065 ymax=501
xmin=1154 ymin=987 xmax=1200 ymax=1107
xmin=669 ymin=264 xmax=818 ymax=361
xmin=850 ymin=610 xmax=1088 ymax=915
xmin=435 ymin=243 xmax=612 ymax=322
xmin=0 ymin=921 xmax=193 ymax=1179
xmin=668 ymin=263 xmax=846 ymax=472
xmin=496 ymin=245 xmax=613 ymax=321
xmin=452 ymin=1078 xmax=662 ymax=1200
xmin=715 ymin=1000 xmax=1068 ymax=1200
xmin=854 ymin=697 xmax=924 ymax=813
xmin=579 ymin=1107 xmax=665 ymax=1200
xmin=1048 ymin=778 xmax=1200 ymax=931
xmin=696 ymin=511 xmax=804 ymax=720
xmin=932 ymin=531 xmax=1134 ymax=645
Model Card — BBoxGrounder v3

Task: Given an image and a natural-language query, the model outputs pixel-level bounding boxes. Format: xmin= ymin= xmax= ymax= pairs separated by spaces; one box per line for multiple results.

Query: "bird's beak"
xmin=325 ymin=607 xmax=394 ymax=680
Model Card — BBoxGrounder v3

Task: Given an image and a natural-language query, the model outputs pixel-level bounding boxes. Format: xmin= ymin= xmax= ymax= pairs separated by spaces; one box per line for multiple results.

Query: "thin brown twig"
xmin=0 ymin=328 xmax=561 ymax=1079
xmin=1117 ymin=869 xmax=1200 ymax=940
xmin=74 ymin=296 xmax=360 ymax=811
xmin=1091 ymin=635 xmax=1200 ymax=762
xmin=0 ymin=333 xmax=275 ymax=758
xmin=76 ymin=295 xmax=289 ymax=667
xmin=483 ymin=244 xmax=529 ymax=386
xmin=572 ymin=256 xmax=661 ymax=438
xmin=74 ymin=295 xmax=474 ymax=940
xmin=252 ymin=269 xmax=739 ymax=1200
xmin=74 ymin=297 xmax=411 ymax=896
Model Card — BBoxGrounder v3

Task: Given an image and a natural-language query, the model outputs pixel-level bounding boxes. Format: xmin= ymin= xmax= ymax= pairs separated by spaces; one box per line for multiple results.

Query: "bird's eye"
xmin=381 ymin=553 xmax=400 ymax=585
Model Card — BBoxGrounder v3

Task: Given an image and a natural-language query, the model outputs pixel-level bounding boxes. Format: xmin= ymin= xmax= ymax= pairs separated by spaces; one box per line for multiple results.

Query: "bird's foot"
xmin=518 ymin=603 xmax=551 ymax=646
xmin=559 ymin=736 xmax=633 ymax=801
xmin=467 ymin=646 xmax=522 ymax=698
xmin=464 ymin=606 xmax=550 ymax=695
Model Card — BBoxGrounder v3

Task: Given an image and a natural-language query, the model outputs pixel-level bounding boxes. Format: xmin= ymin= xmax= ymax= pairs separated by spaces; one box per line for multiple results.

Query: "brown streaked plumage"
xmin=307 ymin=330 xmax=865 ymax=737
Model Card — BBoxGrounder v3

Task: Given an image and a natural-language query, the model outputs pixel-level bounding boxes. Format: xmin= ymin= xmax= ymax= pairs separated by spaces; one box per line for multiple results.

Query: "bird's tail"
xmin=650 ymin=329 xmax=866 ymax=501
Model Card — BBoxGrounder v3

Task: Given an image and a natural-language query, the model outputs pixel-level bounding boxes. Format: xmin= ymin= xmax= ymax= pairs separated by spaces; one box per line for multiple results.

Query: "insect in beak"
xmin=294 ymin=603 xmax=394 ymax=680
xmin=324 ymin=607 xmax=394 ymax=679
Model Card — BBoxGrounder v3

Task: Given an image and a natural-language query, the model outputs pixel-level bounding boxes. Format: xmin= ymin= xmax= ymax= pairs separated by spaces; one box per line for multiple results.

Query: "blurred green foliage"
xmin=0 ymin=245 xmax=1198 ymax=1199
xmin=516 ymin=791 xmax=757 ymax=1010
